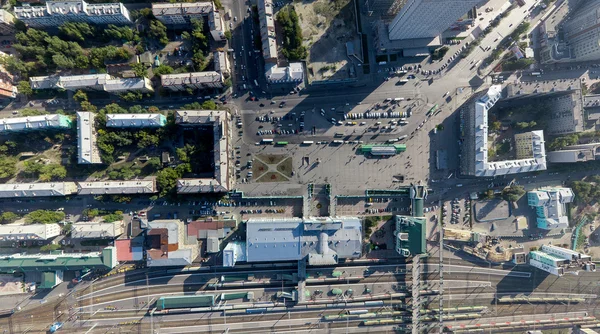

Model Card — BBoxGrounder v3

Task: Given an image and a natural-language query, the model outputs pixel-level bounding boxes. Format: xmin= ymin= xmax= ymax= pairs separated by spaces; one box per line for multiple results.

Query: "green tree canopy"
xmin=0 ymin=212 xmax=19 ymax=224
xmin=25 ymin=210 xmax=65 ymax=224
xmin=502 ymin=185 xmax=526 ymax=202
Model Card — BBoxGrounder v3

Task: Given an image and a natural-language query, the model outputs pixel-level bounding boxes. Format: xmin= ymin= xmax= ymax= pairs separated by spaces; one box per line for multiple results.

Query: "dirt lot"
xmin=293 ymin=0 xmax=357 ymax=82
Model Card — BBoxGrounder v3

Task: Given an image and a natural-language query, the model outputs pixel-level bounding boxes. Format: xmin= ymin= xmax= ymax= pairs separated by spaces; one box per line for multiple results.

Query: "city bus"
xmin=276 ymin=141 xmax=288 ymax=146
xmin=426 ymin=104 xmax=439 ymax=116
xmin=302 ymin=141 xmax=314 ymax=145
xmin=261 ymin=138 xmax=274 ymax=144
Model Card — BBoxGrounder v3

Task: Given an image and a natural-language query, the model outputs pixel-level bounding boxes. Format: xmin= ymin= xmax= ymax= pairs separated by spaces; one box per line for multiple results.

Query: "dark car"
xmin=279 ymin=101 xmax=286 ymax=108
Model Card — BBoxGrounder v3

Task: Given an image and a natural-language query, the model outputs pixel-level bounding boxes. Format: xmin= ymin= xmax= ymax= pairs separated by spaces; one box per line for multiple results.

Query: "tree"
xmin=80 ymin=101 xmax=97 ymax=112
xmin=157 ymin=167 xmax=180 ymax=196
xmin=120 ymin=92 xmax=143 ymax=102
xmin=52 ymin=54 xmax=76 ymax=69
xmin=502 ymin=185 xmax=526 ymax=202
xmin=103 ymin=212 xmax=123 ymax=223
xmin=131 ymin=62 xmax=148 ymax=78
xmin=148 ymin=20 xmax=169 ymax=46
xmin=83 ymin=208 xmax=99 ymax=218
xmin=17 ymin=81 xmax=33 ymax=97
xmin=59 ymin=22 xmax=94 ymax=42
xmin=25 ymin=210 xmax=65 ymax=224
xmin=201 ymin=100 xmax=217 ymax=110
xmin=176 ymin=147 xmax=189 ymax=163
xmin=515 ymin=122 xmax=529 ymax=130
xmin=0 ymin=156 xmax=17 ymax=179
xmin=224 ymin=30 xmax=232 ymax=40
xmin=277 ymin=7 xmax=307 ymax=60
xmin=0 ymin=212 xmax=19 ymax=224
xmin=490 ymin=121 xmax=501 ymax=132
xmin=154 ymin=64 xmax=174 ymax=76
xmin=40 ymin=244 xmax=61 ymax=252
xmin=73 ymin=90 xmax=88 ymax=102
xmin=134 ymin=131 xmax=159 ymax=148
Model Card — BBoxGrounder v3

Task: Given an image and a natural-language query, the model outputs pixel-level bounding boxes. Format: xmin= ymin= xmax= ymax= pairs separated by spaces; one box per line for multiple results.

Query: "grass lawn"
xmin=252 ymin=159 xmax=269 ymax=179
xmin=257 ymin=154 xmax=287 ymax=165
xmin=256 ymin=172 xmax=289 ymax=183
xmin=276 ymin=157 xmax=293 ymax=178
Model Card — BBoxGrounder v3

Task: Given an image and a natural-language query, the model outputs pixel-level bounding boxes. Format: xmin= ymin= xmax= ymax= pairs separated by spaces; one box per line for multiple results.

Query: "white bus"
xmin=394 ymin=97 xmax=404 ymax=102
xmin=261 ymin=138 xmax=274 ymax=144
xmin=302 ymin=141 xmax=314 ymax=145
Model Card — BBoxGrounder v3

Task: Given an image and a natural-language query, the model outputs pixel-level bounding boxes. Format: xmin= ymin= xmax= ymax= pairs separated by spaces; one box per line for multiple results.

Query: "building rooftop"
xmin=151 ymin=2 xmax=214 ymax=17
xmin=0 ymin=114 xmax=72 ymax=133
xmin=0 ymin=182 xmax=78 ymax=198
xmin=245 ymin=217 xmax=362 ymax=265
xmin=223 ymin=241 xmax=246 ymax=267
xmin=106 ymin=114 xmax=166 ymax=127
xmin=161 ymin=72 xmax=222 ymax=86
xmin=0 ymin=247 xmax=117 ymax=273
xmin=395 ymin=216 xmax=425 ymax=257
xmin=15 ymin=1 xmax=130 ymax=23
xmin=0 ymin=223 xmax=61 ymax=241
xmin=147 ymin=220 xmax=198 ymax=267
xmin=547 ymin=143 xmax=600 ymax=163
xmin=265 ymin=63 xmax=304 ymax=83
xmin=528 ymin=187 xmax=574 ymax=229
xmin=258 ymin=0 xmax=277 ymax=60
xmin=30 ymin=74 xmax=150 ymax=93
xmin=71 ymin=221 xmax=124 ymax=239
xmin=77 ymin=178 xmax=157 ymax=195
xmin=175 ymin=110 xmax=229 ymax=193
xmin=471 ymin=86 xmax=547 ymax=177
xmin=77 ymin=112 xmax=101 ymax=164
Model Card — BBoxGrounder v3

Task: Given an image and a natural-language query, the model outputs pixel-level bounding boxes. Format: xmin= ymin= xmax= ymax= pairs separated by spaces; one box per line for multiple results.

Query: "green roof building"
xmin=39 ymin=271 xmax=62 ymax=289
xmin=394 ymin=216 xmax=426 ymax=257
xmin=0 ymin=247 xmax=117 ymax=274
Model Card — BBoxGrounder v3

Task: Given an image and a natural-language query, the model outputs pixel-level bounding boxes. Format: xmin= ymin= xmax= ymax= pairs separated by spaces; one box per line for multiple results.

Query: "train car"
xmin=364 ymin=301 xmax=384 ymax=307
xmin=347 ymin=309 xmax=368 ymax=315
xmin=246 ymin=308 xmax=268 ymax=314
xmin=156 ymin=295 xmax=215 ymax=311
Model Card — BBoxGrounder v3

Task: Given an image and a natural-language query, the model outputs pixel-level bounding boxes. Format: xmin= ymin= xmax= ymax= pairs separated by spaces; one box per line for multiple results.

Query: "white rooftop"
xmin=0 ymin=182 xmax=78 ymax=198
xmin=106 ymin=114 xmax=165 ymax=127
xmin=161 ymin=72 xmax=222 ymax=86
xmin=77 ymin=178 xmax=157 ymax=195
xmin=0 ymin=223 xmax=60 ymax=240
xmin=0 ymin=114 xmax=71 ymax=132
xmin=77 ymin=112 xmax=101 ymax=164
xmin=152 ymin=2 xmax=214 ymax=17
xmin=473 ymin=86 xmax=547 ymax=177
xmin=71 ymin=221 xmax=123 ymax=239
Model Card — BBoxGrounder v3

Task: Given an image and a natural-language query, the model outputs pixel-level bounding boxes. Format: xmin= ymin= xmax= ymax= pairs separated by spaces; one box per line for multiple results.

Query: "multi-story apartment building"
xmin=0 ymin=10 xmax=15 ymax=35
xmin=160 ymin=72 xmax=223 ymax=91
xmin=76 ymin=112 xmax=101 ymax=164
xmin=388 ymin=0 xmax=480 ymax=40
xmin=152 ymin=3 xmax=225 ymax=41
xmin=30 ymin=74 xmax=153 ymax=93
xmin=15 ymin=0 xmax=132 ymax=28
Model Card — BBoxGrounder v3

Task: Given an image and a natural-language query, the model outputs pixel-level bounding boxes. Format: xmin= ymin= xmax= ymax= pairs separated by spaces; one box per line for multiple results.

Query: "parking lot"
xmin=243 ymin=95 xmax=425 ymax=144
xmin=335 ymin=197 xmax=411 ymax=216
xmin=442 ymin=197 xmax=472 ymax=228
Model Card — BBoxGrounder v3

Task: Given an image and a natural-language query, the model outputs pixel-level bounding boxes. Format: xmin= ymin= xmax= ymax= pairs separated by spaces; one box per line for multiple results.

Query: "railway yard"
xmin=2 ymin=257 xmax=598 ymax=333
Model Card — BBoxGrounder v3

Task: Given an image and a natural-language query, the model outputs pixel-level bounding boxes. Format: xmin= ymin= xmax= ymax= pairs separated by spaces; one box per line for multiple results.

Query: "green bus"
xmin=426 ymin=104 xmax=438 ymax=116
xmin=276 ymin=141 xmax=288 ymax=146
